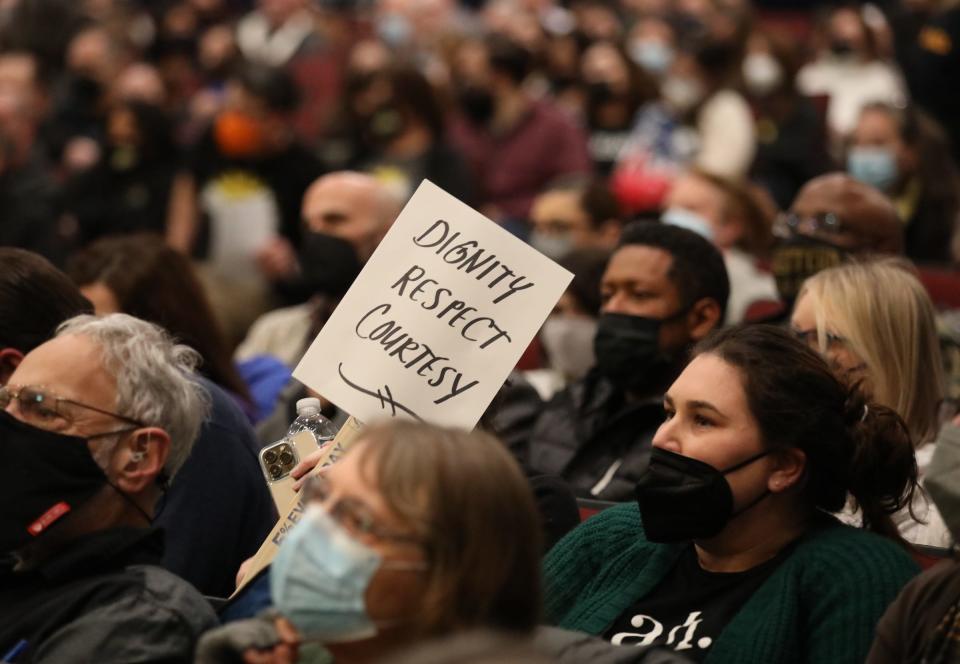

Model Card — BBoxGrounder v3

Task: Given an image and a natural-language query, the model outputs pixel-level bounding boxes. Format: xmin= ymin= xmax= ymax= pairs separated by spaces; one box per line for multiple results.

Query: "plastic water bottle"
xmin=286 ymin=397 xmax=337 ymax=447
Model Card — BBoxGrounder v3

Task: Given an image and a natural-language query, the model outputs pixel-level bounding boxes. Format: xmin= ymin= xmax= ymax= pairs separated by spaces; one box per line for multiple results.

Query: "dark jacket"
xmin=157 ymin=378 xmax=277 ymax=598
xmin=516 ymin=371 xmax=663 ymax=502
xmin=904 ymin=189 xmax=957 ymax=264
xmin=884 ymin=4 xmax=960 ymax=164
xmin=0 ymin=527 xmax=217 ymax=663
xmin=0 ymin=160 xmax=72 ymax=266
xmin=867 ymin=558 xmax=960 ymax=664
xmin=749 ymin=97 xmax=833 ymax=210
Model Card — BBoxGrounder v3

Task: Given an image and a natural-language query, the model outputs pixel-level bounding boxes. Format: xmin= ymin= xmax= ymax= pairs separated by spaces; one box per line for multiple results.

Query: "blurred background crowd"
xmin=7 ymin=2 xmax=960 ymax=662
xmin=3 ymin=0 xmax=960 ymax=408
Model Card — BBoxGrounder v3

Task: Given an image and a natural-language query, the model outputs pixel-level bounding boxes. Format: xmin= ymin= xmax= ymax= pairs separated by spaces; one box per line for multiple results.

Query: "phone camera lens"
xmin=264 ymin=450 xmax=277 ymax=464
xmin=269 ymin=464 xmax=283 ymax=479
xmin=279 ymin=451 xmax=294 ymax=465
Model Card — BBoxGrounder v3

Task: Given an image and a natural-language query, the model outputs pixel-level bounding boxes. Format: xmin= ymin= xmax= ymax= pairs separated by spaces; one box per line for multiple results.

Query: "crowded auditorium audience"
xmin=2 ymin=0 xmax=960 ymax=662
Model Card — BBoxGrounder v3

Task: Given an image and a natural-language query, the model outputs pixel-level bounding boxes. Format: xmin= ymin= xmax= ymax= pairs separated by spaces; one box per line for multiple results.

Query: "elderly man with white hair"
xmin=0 ymin=314 xmax=218 ymax=662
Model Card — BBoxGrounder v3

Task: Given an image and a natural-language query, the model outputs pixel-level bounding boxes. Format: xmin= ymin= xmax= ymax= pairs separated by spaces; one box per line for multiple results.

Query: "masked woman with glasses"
xmin=544 ymin=325 xmax=920 ymax=664
xmin=198 ymin=421 xmax=542 ymax=664
xmin=791 ymin=258 xmax=950 ymax=548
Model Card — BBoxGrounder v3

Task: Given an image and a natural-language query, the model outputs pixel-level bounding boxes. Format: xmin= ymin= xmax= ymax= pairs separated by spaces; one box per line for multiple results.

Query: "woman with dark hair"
xmin=742 ymin=29 xmax=833 ymax=210
xmin=797 ymin=4 xmax=906 ymax=143
xmin=659 ymin=38 xmax=756 ymax=179
xmin=578 ymin=40 xmax=658 ymax=176
xmin=64 ymin=100 xmax=179 ymax=245
xmin=611 ymin=37 xmax=756 ymax=215
xmin=545 ymin=325 xmax=920 ymax=663
xmin=324 ymin=64 xmax=474 ymax=204
xmin=67 ymin=233 xmax=254 ymax=414
xmin=848 ymin=102 xmax=960 ymax=263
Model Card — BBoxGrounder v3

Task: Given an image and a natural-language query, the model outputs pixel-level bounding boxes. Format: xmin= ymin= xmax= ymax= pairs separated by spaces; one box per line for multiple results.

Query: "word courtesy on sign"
xmin=294 ymin=180 xmax=573 ymax=429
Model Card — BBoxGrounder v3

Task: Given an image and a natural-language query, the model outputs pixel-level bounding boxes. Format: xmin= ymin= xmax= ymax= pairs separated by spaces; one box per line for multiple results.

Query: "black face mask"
xmin=458 ymin=86 xmax=496 ymax=127
xmin=770 ymin=235 xmax=848 ymax=308
xmin=593 ymin=311 xmax=687 ymax=393
xmin=299 ymin=232 xmax=362 ymax=299
xmin=0 ymin=411 xmax=108 ymax=553
xmin=363 ymin=104 xmax=407 ymax=147
xmin=66 ymin=73 xmax=103 ymax=111
xmin=829 ymin=39 xmax=854 ymax=58
xmin=586 ymin=80 xmax=619 ymax=105
xmin=635 ymin=447 xmax=770 ymax=543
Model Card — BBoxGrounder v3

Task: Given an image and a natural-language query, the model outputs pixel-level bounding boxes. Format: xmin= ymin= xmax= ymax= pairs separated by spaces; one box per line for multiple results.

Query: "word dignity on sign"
xmin=294 ymin=180 xmax=572 ymax=429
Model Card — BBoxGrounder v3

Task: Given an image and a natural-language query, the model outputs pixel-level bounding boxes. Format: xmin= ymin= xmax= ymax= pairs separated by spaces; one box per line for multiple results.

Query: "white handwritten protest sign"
xmin=230 ymin=183 xmax=572 ymax=598
xmin=293 ymin=179 xmax=573 ymax=429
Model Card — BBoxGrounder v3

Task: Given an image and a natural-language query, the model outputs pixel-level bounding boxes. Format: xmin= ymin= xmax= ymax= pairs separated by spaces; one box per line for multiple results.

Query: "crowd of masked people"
xmin=3 ymin=0 xmax=960 ymax=662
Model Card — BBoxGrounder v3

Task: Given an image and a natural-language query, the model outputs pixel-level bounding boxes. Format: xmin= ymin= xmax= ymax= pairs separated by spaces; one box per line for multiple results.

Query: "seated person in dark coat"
xmin=0 ymin=313 xmax=217 ymax=662
xmin=507 ymin=222 xmax=729 ymax=501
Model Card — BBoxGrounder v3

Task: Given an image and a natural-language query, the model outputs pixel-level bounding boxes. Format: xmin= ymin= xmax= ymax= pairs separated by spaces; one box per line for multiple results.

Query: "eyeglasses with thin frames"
xmin=300 ymin=474 xmax=423 ymax=545
xmin=0 ymin=384 xmax=145 ymax=435
xmin=774 ymin=212 xmax=844 ymax=239
xmin=791 ymin=327 xmax=849 ymax=351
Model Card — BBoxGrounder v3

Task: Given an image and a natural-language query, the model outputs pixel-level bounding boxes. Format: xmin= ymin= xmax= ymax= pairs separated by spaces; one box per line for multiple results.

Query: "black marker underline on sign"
xmin=337 ymin=363 xmax=424 ymax=421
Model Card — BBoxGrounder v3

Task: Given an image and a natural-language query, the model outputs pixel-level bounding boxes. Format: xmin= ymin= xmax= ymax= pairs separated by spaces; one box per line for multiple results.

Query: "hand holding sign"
xmin=235 ymin=181 xmax=572 ymax=596
xmin=233 ymin=416 xmax=365 ymax=597
xmin=293 ymin=180 xmax=573 ymax=429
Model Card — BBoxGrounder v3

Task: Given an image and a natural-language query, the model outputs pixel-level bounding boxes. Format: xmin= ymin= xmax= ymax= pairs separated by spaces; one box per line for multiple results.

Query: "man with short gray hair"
xmin=0 ymin=313 xmax=217 ymax=662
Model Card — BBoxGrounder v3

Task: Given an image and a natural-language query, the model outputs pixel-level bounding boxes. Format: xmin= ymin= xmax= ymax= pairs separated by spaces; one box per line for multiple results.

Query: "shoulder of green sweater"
xmin=789 ymin=514 xmax=920 ymax=583
xmin=543 ymin=502 xmax=665 ymax=592
xmin=545 ymin=503 xmax=647 ymax=561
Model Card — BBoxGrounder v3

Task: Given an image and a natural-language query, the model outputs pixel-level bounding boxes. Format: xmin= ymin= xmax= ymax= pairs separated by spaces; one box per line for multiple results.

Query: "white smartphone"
xmin=259 ymin=431 xmax=319 ymax=511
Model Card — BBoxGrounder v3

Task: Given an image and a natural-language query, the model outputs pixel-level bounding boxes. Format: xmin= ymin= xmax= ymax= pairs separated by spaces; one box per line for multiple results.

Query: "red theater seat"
xmin=917 ymin=267 xmax=960 ymax=310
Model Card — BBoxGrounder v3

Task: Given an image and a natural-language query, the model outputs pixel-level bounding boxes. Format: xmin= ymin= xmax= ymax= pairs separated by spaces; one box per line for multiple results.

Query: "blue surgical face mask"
xmin=847 ymin=146 xmax=899 ymax=192
xmin=742 ymin=52 xmax=783 ymax=97
xmin=661 ymin=76 xmax=704 ymax=113
xmin=540 ymin=315 xmax=597 ymax=381
xmin=662 ymin=207 xmax=716 ymax=242
xmin=270 ymin=505 xmax=425 ymax=643
xmin=629 ymin=40 xmax=674 ymax=76
xmin=375 ymin=12 xmax=412 ymax=48
xmin=529 ymin=230 xmax=574 ymax=261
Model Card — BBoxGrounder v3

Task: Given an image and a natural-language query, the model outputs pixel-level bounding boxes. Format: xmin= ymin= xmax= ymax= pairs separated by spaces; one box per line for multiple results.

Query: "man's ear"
xmin=686 ymin=298 xmax=723 ymax=341
xmin=0 ymin=348 xmax=24 ymax=386
xmin=112 ymin=428 xmax=171 ymax=494
xmin=597 ymin=219 xmax=622 ymax=248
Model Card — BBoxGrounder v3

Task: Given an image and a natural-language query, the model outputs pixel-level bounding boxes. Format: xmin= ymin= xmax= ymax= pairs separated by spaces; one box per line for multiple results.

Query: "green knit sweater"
xmin=544 ymin=503 xmax=919 ymax=664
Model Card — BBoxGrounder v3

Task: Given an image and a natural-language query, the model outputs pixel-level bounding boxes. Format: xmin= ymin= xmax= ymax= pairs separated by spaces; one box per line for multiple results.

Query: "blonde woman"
xmin=791 ymin=258 xmax=950 ymax=547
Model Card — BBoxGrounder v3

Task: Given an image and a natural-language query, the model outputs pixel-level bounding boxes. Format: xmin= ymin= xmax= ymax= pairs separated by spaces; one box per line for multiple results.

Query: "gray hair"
xmin=56 ymin=313 xmax=210 ymax=478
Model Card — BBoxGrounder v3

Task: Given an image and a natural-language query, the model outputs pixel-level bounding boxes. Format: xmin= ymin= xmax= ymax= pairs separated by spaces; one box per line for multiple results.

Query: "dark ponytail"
xmin=695 ymin=325 xmax=919 ymax=546
xmin=842 ymin=389 xmax=918 ymax=545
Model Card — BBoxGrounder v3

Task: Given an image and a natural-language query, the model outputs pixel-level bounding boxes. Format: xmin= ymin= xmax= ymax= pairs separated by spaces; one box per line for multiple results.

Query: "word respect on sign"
xmin=294 ymin=180 xmax=572 ymax=430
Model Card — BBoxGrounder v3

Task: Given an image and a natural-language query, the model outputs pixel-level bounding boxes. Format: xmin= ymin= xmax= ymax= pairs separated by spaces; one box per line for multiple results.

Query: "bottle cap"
xmin=296 ymin=397 xmax=322 ymax=414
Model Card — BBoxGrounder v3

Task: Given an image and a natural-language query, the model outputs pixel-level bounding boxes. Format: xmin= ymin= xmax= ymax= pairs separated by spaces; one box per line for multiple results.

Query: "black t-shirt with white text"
xmin=604 ymin=545 xmax=790 ymax=661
